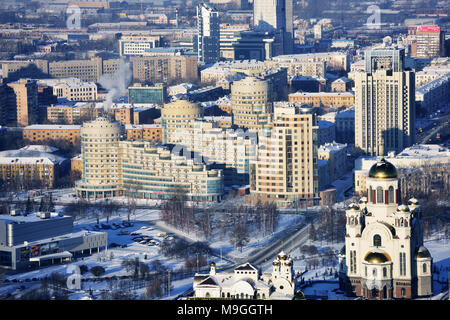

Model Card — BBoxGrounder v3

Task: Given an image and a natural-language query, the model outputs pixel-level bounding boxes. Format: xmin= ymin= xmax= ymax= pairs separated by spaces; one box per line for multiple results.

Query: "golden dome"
xmin=278 ymin=251 xmax=288 ymax=260
xmin=415 ymin=246 xmax=431 ymax=259
xmin=364 ymin=252 xmax=391 ymax=264
xmin=368 ymin=158 xmax=398 ymax=179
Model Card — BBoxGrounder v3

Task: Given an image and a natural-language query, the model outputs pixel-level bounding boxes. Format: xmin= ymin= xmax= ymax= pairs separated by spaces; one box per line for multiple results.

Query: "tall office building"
xmin=197 ymin=3 xmax=221 ymax=64
xmin=354 ymin=45 xmax=415 ymax=156
xmin=253 ymin=0 xmax=293 ymax=54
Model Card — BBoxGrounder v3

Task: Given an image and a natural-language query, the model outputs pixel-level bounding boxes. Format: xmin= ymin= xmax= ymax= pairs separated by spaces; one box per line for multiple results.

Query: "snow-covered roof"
xmin=19 ymin=145 xmax=59 ymax=153
xmin=318 ymin=141 xmax=347 ymax=154
xmin=290 ymin=91 xmax=354 ymax=97
xmin=0 ymin=149 xmax=67 ymax=165
xmin=24 ymin=124 xmax=81 ymax=130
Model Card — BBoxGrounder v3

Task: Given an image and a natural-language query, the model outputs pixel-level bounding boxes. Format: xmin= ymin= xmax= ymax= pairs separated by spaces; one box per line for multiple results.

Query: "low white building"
xmin=354 ymin=144 xmax=450 ymax=195
xmin=38 ymin=78 xmax=97 ymax=102
xmin=193 ymin=251 xmax=296 ymax=300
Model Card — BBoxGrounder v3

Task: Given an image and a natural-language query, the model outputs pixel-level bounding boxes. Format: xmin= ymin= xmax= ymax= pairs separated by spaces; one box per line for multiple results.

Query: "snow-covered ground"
xmin=1 ymin=188 xmax=449 ymax=300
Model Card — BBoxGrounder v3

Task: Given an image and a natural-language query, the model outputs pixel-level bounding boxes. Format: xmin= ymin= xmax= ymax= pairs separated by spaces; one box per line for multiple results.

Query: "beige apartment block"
xmin=48 ymin=57 xmax=103 ymax=82
xmin=250 ymin=103 xmax=319 ymax=208
xmin=23 ymin=124 xmax=81 ymax=146
xmin=131 ymin=55 xmax=198 ymax=84
xmin=7 ymin=79 xmax=38 ymax=127
xmin=117 ymin=141 xmax=223 ymax=201
xmin=289 ymin=91 xmax=354 ymax=108
xmin=161 ymin=100 xmax=203 ymax=144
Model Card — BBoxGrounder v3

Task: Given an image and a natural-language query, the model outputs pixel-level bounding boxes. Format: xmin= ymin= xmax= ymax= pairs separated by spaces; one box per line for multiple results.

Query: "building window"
xmin=376 ymin=187 xmax=383 ymax=203
xmin=401 ymin=288 xmax=406 ymax=297
xmin=383 ymin=267 xmax=387 ymax=277
xmin=373 ymin=234 xmax=382 ymax=247
xmin=388 ymin=186 xmax=395 ymax=203
xmin=423 ymin=263 xmax=427 ymax=273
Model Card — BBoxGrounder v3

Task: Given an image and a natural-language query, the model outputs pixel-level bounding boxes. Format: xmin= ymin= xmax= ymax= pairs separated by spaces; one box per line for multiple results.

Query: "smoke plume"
xmin=99 ymin=58 xmax=132 ymax=111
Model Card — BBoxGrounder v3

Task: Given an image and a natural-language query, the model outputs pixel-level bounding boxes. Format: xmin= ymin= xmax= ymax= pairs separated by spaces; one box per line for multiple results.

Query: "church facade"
xmin=338 ymin=158 xmax=433 ymax=299
xmin=192 ymin=251 xmax=296 ymax=300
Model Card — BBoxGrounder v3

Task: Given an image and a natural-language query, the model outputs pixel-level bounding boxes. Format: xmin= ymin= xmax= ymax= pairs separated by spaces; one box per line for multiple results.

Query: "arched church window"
xmin=388 ymin=186 xmax=395 ymax=203
xmin=423 ymin=263 xmax=427 ymax=273
xmin=205 ymin=292 xmax=210 ymax=298
xmin=373 ymin=234 xmax=382 ymax=247
xmin=369 ymin=187 xmax=373 ymax=202
xmin=372 ymin=268 xmax=377 ymax=277
xmin=383 ymin=267 xmax=387 ymax=277
xmin=371 ymin=288 xmax=378 ymax=298
xmin=376 ymin=187 xmax=383 ymax=203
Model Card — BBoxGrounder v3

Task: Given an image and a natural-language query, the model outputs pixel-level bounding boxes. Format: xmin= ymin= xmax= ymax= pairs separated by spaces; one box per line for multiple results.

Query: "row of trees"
xmin=160 ymin=194 xmax=280 ymax=252
xmin=308 ymin=207 xmax=346 ymax=245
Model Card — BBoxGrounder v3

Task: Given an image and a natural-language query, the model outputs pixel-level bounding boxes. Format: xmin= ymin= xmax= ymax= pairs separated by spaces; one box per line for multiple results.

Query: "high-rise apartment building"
xmin=7 ymin=79 xmax=38 ymax=127
xmin=75 ymin=117 xmax=124 ymax=199
xmin=250 ymin=103 xmax=319 ymax=208
xmin=354 ymin=45 xmax=415 ymax=156
xmin=253 ymin=0 xmax=293 ymax=54
xmin=75 ymin=118 xmax=223 ymax=201
xmin=197 ymin=3 xmax=221 ymax=64
xmin=231 ymin=76 xmax=273 ymax=130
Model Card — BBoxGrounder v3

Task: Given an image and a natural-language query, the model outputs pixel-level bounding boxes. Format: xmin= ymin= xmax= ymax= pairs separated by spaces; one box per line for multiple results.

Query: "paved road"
xmin=416 ymin=114 xmax=450 ymax=144
xmin=222 ymin=213 xmax=317 ymax=272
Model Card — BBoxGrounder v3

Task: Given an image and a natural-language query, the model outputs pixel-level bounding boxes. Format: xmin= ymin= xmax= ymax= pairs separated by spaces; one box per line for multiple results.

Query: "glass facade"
xmin=128 ymin=86 xmax=167 ymax=105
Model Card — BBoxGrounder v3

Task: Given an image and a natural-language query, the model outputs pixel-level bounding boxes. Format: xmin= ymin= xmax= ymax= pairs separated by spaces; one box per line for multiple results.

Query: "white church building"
xmin=338 ymin=157 xmax=433 ymax=299
xmin=192 ymin=251 xmax=297 ymax=300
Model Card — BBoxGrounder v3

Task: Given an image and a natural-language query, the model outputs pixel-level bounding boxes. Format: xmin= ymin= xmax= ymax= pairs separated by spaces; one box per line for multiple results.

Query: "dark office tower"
xmin=197 ymin=3 xmax=221 ymax=64
xmin=253 ymin=0 xmax=293 ymax=54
